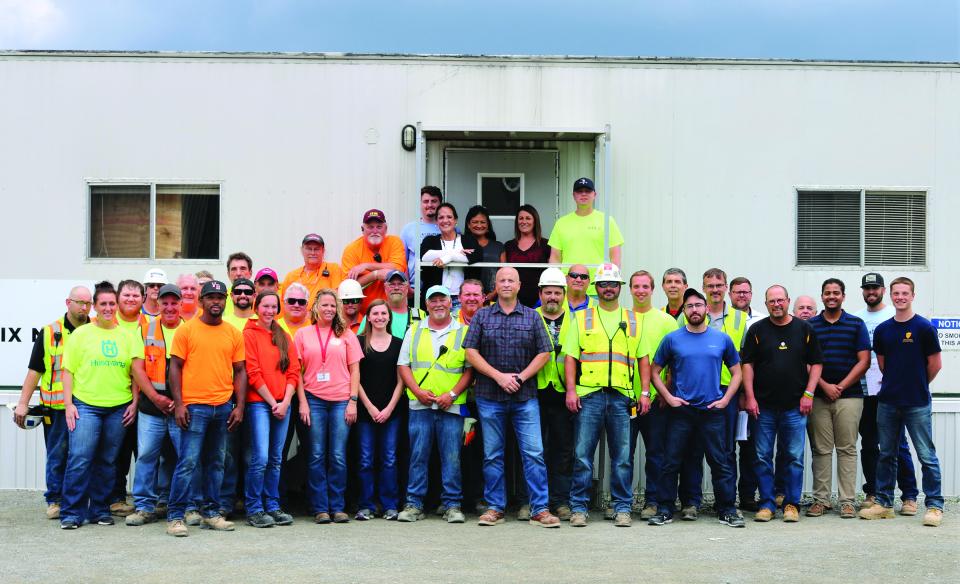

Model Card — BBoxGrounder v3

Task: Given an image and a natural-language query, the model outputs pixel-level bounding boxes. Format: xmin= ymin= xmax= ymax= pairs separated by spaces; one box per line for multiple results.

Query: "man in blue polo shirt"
xmin=807 ymin=278 xmax=870 ymax=519
xmin=647 ymin=289 xmax=743 ymax=528
xmin=860 ymin=277 xmax=944 ymax=527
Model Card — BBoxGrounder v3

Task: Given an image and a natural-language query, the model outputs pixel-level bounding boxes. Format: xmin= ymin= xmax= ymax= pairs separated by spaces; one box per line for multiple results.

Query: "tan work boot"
xmin=861 ymin=495 xmax=877 ymax=509
xmin=900 ymin=499 xmax=918 ymax=516
xmin=555 ymin=505 xmax=572 ymax=521
xmin=922 ymin=508 xmax=943 ymax=527
xmin=166 ymin=519 xmax=189 ymax=537
xmin=201 ymin=515 xmax=235 ymax=531
xmin=613 ymin=512 xmax=632 ymax=527
xmin=639 ymin=504 xmax=657 ymax=520
xmin=110 ymin=500 xmax=134 ymax=517
xmin=570 ymin=512 xmax=588 ymax=527
xmin=184 ymin=510 xmax=202 ymax=526
xmin=46 ymin=503 xmax=60 ymax=520
xmin=783 ymin=504 xmax=800 ymax=522
xmin=754 ymin=508 xmax=774 ymax=522
xmin=859 ymin=505 xmax=895 ymax=520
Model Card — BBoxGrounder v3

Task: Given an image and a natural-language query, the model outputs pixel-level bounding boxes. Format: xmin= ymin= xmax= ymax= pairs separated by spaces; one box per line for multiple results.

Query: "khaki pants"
xmin=808 ymin=396 xmax=864 ymax=505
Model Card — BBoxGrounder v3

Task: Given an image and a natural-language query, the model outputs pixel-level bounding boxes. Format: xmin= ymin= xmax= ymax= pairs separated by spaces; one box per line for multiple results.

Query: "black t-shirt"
xmin=27 ymin=313 xmax=78 ymax=373
xmin=742 ymin=317 xmax=823 ymax=410
xmin=357 ymin=335 xmax=403 ymax=423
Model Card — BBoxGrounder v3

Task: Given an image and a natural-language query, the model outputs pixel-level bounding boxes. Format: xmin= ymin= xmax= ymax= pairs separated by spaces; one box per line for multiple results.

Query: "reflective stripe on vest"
xmin=575 ymin=307 xmax=640 ymax=393
xmin=141 ymin=317 xmax=167 ymax=391
xmin=407 ymin=322 xmax=468 ymax=401
xmin=40 ymin=319 xmax=67 ymax=408
xmin=536 ymin=308 xmax=569 ymax=393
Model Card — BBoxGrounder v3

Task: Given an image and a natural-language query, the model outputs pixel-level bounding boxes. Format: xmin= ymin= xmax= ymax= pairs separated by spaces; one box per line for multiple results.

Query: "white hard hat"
xmin=143 ymin=267 xmax=167 ymax=285
xmin=337 ymin=279 xmax=365 ymax=300
xmin=593 ymin=263 xmax=625 ymax=284
xmin=538 ymin=267 xmax=567 ymax=288
xmin=6 ymin=403 xmax=43 ymax=430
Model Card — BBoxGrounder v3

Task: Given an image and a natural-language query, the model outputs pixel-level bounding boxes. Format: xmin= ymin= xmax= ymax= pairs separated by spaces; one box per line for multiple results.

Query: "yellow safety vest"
xmin=678 ymin=306 xmax=747 ymax=386
xmin=574 ymin=307 xmax=640 ymax=398
xmin=536 ymin=307 xmax=570 ymax=393
xmin=405 ymin=322 xmax=469 ymax=403
xmin=39 ymin=318 xmax=73 ymax=409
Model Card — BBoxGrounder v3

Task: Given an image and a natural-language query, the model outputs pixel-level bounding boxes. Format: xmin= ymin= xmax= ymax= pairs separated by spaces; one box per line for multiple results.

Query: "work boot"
xmin=680 ymin=506 xmax=698 ymax=521
xmin=443 ymin=507 xmax=466 ymax=524
xmin=478 ymin=509 xmax=505 ymax=526
xmin=840 ymin=503 xmax=856 ymax=519
xmin=530 ymin=510 xmax=561 ymax=528
xmin=46 ymin=503 xmax=61 ymax=520
xmin=166 ymin=519 xmax=188 ymax=537
xmin=555 ymin=505 xmax=572 ymax=521
xmin=900 ymin=499 xmax=918 ymax=516
xmin=517 ymin=504 xmax=531 ymax=521
xmin=570 ymin=512 xmax=588 ymax=527
xmin=861 ymin=495 xmax=877 ymax=509
xmin=923 ymin=508 xmax=943 ymax=527
xmin=613 ymin=512 xmax=632 ymax=527
xmin=247 ymin=511 xmax=276 ymax=528
xmin=269 ymin=510 xmax=294 ymax=526
xmin=783 ymin=504 xmax=800 ymax=522
xmin=859 ymin=505 xmax=895 ymax=520
xmin=603 ymin=507 xmax=615 ymax=520
xmin=754 ymin=508 xmax=774 ymax=522
xmin=184 ymin=510 xmax=202 ymax=526
xmin=640 ymin=504 xmax=658 ymax=519
xmin=397 ymin=506 xmax=423 ymax=523
xmin=806 ymin=502 xmax=828 ymax=517
xmin=201 ymin=514 xmax=235 ymax=531
xmin=125 ymin=510 xmax=157 ymax=526
xmin=110 ymin=500 xmax=134 ymax=517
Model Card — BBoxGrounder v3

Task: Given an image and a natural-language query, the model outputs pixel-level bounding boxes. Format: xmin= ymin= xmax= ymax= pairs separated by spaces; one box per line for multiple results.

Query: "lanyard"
xmin=314 ymin=325 xmax=334 ymax=364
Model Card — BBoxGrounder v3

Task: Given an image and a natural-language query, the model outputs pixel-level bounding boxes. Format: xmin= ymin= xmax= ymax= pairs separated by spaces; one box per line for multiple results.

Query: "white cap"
xmin=337 ymin=279 xmax=365 ymax=300
xmin=143 ymin=267 xmax=167 ymax=285
xmin=593 ymin=263 xmax=625 ymax=284
xmin=538 ymin=267 xmax=567 ymax=288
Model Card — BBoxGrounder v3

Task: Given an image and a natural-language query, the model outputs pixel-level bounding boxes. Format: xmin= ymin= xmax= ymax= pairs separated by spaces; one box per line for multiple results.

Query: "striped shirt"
xmin=808 ymin=310 xmax=871 ymax=398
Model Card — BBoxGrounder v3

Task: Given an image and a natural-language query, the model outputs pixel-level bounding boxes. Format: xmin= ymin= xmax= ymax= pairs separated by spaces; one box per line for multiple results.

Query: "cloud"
xmin=0 ymin=0 xmax=65 ymax=47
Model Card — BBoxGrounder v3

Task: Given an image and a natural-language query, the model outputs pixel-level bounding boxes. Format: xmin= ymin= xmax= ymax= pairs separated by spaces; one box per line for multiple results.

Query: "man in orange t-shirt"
xmin=280 ymin=233 xmax=344 ymax=306
xmin=165 ymin=280 xmax=246 ymax=537
xmin=341 ymin=209 xmax=407 ymax=314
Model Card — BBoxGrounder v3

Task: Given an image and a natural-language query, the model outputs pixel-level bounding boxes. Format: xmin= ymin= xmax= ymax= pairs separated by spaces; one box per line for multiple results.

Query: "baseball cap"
xmin=573 ymin=177 xmax=595 ymax=191
xmin=861 ymin=272 xmax=885 ymax=288
xmin=255 ymin=268 xmax=279 ymax=283
xmin=143 ymin=267 xmax=167 ymax=285
xmin=683 ymin=288 xmax=707 ymax=304
xmin=200 ymin=280 xmax=228 ymax=297
xmin=425 ymin=285 xmax=452 ymax=299
xmin=302 ymin=233 xmax=324 ymax=246
xmin=385 ymin=269 xmax=408 ymax=282
xmin=157 ymin=283 xmax=181 ymax=299
xmin=231 ymin=277 xmax=255 ymax=292
xmin=363 ymin=209 xmax=386 ymax=223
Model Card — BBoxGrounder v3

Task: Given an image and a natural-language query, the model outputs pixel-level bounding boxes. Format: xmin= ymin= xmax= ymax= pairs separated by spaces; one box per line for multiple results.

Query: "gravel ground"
xmin=0 ymin=490 xmax=957 ymax=584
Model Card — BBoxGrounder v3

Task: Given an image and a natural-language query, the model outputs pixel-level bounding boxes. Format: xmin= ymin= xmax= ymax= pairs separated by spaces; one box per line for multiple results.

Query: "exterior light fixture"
xmin=401 ymin=124 xmax=416 ymax=151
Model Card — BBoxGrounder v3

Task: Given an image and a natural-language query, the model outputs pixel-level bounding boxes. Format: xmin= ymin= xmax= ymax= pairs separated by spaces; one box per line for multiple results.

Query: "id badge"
xmin=316 ymin=372 xmax=331 ymax=383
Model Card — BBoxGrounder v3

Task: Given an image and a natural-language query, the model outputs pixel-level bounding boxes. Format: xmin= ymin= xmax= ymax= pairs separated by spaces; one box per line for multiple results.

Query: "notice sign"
xmin=932 ymin=318 xmax=960 ymax=351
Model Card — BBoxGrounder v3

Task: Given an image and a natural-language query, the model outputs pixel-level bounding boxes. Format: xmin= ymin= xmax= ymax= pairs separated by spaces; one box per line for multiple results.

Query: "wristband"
xmin=803 ymin=391 xmax=814 ymax=399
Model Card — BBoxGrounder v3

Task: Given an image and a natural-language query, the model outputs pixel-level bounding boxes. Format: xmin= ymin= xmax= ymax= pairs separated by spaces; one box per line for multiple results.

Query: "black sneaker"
xmin=719 ymin=512 xmax=746 ymax=528
xmin=647 ymin=514 xmax=673 ymax=526
xmin=96 ymin=516 xmax=115 ymax=526
xmin=247 ymin=511 xmax=276 ymax=528
xmin=268 ymin=510 xmax=294 ymax=526
xmin=60 ymin=519 xmax=80 ymax=530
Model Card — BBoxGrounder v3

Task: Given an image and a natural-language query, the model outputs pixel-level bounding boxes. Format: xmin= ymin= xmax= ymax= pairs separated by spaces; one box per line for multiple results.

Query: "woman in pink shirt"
xmin=294 ymin=288 xmax=363 ymax=524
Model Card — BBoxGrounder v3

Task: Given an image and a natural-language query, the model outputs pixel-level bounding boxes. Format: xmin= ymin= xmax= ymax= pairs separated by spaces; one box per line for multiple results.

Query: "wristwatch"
xmin=349 ymin=395 xmax=358 ymax=402
xmin=640 ymin=391 xmax=651 ymax=398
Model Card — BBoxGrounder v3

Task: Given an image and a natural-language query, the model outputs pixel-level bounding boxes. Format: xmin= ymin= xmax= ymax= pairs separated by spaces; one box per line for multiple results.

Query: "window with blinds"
xmin=796 ymin=190 xmax=926 ymax=267
xmin=89 ymin=183 xmax=220 ymax=260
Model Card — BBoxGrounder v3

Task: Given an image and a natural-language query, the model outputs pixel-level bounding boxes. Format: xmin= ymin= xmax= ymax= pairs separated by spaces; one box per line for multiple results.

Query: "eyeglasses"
xmin=286 ymin=298 xmax=308 ymax=306
xmin=704 ymin=284 xmax=726 ymax=290
xmin=595 ymin=282 xmax=620 ymax=289
xmin=232 ymin=289 xmax=255 ymax=296
xmin=145 ymin=283 xmax=163 ymax=289
xmin=342 ymin=298 xmax=362 ymax=305
xmin=69 ymin=298 xmax=92 ymax=307
xmin=568 ymin=272 xmax=590 ymax=281
xmin=731 ymin=290 xmax=751 ymax=296
xmin=767 ymin=298 xmax=788 ymax=305
xmin=684 ymin=303 xmax=707 ymax=310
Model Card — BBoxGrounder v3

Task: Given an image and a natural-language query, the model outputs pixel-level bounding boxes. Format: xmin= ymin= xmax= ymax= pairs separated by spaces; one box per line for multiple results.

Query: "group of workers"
xmin=13 ymin=178 xmax=945 ymax=536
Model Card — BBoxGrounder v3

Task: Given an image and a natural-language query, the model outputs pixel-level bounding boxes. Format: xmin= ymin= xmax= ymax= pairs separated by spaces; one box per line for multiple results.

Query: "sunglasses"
xmin=596 ymin=282 xmax=620 ymax=289
xmin=145 ymin=283 xmax=163 ymax=289
xmin=568 ymin=272 xmax=590 ymax=280
xmin=342 ymin=298 xmax=362 ymax=305
xmin=286 ymin=298 xmax=308 ymax=306
xmin=233 ymin=289 xmax=255 ymax=296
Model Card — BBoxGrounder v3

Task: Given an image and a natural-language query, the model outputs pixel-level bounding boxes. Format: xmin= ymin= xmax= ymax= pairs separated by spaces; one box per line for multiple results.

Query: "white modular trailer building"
xmin=0 ymin=51 xmax=958 ymax=494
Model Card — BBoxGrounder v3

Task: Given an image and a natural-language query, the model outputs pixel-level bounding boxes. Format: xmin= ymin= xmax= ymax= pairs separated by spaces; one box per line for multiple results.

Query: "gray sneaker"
xmin=681 ymin=506 xmax=699 ymax=521
xmin=355 ymin=508 xmax=374 ymax=521
xmin=184 ymin=510 xmax=202 ymax=526
xmin=383 ymin=509 xmax=399 ymax=521
xmin=443 ymin=507 xmax=466 ymax=523
xmin=247 ymin=511 xmax=276 ymax=528
xmin=125 ymin=510 xmax=157 ymax=526
xmin=397 ymin=506 xmax=424 ymax=522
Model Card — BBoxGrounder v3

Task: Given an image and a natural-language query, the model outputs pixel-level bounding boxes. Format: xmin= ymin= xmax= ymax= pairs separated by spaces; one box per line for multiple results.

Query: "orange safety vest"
xmin=39 ymin=319 xmax=70 ymax=408
xmin=140 ymin=316 xmax=168 ymax=391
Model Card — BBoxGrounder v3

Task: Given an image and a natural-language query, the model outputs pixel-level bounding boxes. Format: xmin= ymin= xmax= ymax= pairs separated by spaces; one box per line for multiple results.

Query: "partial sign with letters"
xmin=932 ymin=318 xmax=960 ymax=351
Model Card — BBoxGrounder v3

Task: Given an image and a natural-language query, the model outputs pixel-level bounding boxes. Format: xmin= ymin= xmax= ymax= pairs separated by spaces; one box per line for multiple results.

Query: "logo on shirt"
xmin=778 ymin=341 xmax=788 ymax=350
xmin=903 ymin=331 xmax=914 ymax=343
xmin=101 ymin=340 xmax=119 ymax=358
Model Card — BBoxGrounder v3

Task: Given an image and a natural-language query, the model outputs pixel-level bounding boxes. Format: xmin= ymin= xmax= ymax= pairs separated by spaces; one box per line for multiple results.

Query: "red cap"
xmin=363 ymin=209 xmax=386 ymax=223
xmin=255 ymin=268 xmax=279 ymax=283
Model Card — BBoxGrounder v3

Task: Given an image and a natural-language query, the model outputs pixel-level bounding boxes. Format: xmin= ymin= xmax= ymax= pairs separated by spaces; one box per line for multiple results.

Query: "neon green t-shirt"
xmin=117 ymin=315 xmax=143 ymax=337
xmin=635 ymin=309 xmax=681 ymax=397
xmin=222 ymin=311 xmax=252 ymax=332
xmin=161 ymin=323 xmax=179 ymax=358
xmin=547 ymin=210 xmax=624 ymax=294
xmin=62 ymin=324 xmax=145 ymax=407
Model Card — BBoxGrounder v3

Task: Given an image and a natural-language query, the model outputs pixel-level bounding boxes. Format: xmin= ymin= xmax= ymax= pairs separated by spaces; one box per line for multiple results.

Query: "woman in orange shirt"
xmin=294 ymin=288 xmax=363 ymax=524
xmin=243 ymin=292 xmax=300 ymax=528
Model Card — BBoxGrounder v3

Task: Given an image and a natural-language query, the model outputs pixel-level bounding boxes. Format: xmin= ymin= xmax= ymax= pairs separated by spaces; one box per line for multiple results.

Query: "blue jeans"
xmin=658 ymin=405 xmax=737 ymax=517
xmin=738 ymin=433 xmax=789 ymax=502
xmin=305 ymin=395 xmax=350 ymax=514
xmin=860 ymin=395 xmax=918 ymax=500
xmin=60 ymin=399 xmax=128 ymax=523
xmin=406 ymin=407 xmax=462 ymax=510
xmin=244 ymin=402 xmax=291 ymax=515
xmin=132 ymin=411 xmax=174 ymax=513
xmin=42 ymin=409 xmax=69 ymax=505
xmin=477 ymin=397 xmax=549 ymax=515
xmin=167 ymin=403 xmax=231 ymax=520
xmin=632 ymin=400 xmax=665 ymax=507
xmin=357 ymin=417 xmax=400 ymax=511
xmin=570 ymin=390 xmax=633 ymax=514
xmin=753 ymin=407 xmax=807 ymax=511
xmin=219 ymin=420 xmax=243 ymax=512
xmin=876 ymin=402 xmax=942 ymax=510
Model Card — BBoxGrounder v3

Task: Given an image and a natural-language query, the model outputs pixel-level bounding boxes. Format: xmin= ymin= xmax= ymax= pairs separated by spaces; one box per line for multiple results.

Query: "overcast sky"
xmin=1 ymin=0 xmax=958 ymax=61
